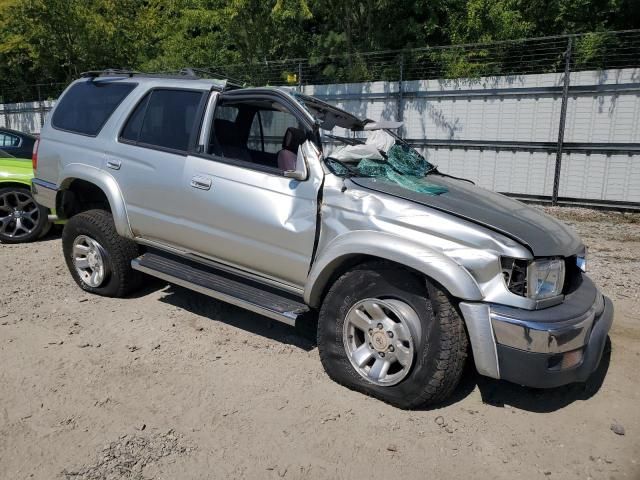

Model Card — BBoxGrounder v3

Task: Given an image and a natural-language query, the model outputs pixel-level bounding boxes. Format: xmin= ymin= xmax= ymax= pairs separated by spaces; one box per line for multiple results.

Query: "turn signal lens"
xmin=32 ymin=138 xmax=40 ymax=170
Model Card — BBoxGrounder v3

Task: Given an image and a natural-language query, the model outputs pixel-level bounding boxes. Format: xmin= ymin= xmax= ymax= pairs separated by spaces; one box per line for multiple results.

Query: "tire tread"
xmin=62 ymin=209 xmax=142 ymax=297
xmin=318 ymin=260 xmax=468 ymax=409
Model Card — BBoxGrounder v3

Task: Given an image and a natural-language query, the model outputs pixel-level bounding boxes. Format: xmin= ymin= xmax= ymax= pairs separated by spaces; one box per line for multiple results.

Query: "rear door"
xmin=107 ymin=87 xmax=207 ymax=245
xmin=180 ymin=92 xmax=322 ymax=287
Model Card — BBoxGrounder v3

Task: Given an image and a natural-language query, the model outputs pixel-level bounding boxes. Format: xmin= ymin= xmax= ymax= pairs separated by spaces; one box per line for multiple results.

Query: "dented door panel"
xmin=180 ymin=140 xmax=323 ymax=287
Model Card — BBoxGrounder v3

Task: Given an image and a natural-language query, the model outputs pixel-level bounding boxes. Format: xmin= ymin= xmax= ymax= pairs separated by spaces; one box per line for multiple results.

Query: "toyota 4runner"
xmin=32 ymin=70 xmax=613 ymax=408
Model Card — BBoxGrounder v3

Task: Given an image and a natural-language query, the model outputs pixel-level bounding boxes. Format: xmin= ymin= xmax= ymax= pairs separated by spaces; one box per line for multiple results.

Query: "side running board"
xmin=131 ymin=251 xmax=309 ymax=326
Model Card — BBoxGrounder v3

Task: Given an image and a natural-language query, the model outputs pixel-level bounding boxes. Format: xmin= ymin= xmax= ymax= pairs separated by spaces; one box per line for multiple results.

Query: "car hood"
xmin=350 ymin=175 xmax=583 ymax=257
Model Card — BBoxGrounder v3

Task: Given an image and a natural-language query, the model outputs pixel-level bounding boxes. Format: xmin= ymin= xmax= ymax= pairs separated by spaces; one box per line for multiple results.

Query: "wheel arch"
xmin=305 ymin=231 xmax=483 ymax=308
xmin=56 ymin=165 xmax=132 ymax=238
xmin=0 ymin=180 xmax=33 ymax=190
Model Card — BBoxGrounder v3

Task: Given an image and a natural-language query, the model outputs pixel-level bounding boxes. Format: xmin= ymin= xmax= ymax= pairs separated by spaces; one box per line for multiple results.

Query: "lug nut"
xmin=388 ymin=345 xmax=395 ymax=352
xmin=379 ymin=352 xmax=385 ymax=358
xmin=387 ymin=331 xmax=394 ymax=338
xmin=377 ymin=323 xmax=383 ymax=329
xmin=368 ymin=328 xmax=373 ymax=334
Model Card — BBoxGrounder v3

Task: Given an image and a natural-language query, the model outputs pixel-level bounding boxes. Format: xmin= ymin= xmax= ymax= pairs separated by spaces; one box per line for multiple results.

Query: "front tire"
xmin=317 ymin=261 xmax=468 ymax=409
xmin=62 ymin=209 xmax=143 ymax=297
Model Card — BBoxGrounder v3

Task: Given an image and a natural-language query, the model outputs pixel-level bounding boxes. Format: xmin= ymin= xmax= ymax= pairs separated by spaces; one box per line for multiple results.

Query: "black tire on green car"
xmin=62 ymin=209 xmax=143 ymax=297
xmin=317 ymin=260 xmax=468 ymax=409
xmin=0 ymin=186 xmax=50 ymax=244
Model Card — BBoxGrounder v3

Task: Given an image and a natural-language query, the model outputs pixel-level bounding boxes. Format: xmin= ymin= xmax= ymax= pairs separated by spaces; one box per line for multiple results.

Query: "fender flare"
xmin=58 ymin=163 xmax=133 ymax=238
xmin=304 ymin=230 xmax=483 ymax=307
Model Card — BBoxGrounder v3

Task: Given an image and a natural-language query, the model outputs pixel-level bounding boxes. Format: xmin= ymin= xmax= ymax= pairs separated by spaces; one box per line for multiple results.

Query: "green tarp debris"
xmin=329 ymin=144 xmax=448 ymax=196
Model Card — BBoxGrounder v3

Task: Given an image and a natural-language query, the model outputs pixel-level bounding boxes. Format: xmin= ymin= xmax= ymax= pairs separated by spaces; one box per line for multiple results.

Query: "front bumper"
xmin=460 ymin=275 xmax=614 ymax=388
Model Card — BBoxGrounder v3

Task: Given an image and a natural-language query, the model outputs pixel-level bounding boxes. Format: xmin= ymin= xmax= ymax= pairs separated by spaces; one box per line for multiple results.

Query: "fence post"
xmin=298 ymin=61 xmax=303 ymax=91
xmin=398 ymin=53 xmax=404 ymax=136
xmin=0 ymin=90 xmax=5 ymax=129
xmin=552 ymin=37 xmax=572 ymax=206
xmin=37 ymin=84 xmax=45 ymax=128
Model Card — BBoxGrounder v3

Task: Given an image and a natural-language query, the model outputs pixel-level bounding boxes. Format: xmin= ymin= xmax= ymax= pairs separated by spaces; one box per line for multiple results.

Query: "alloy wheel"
xmin=342 ymin=298 xmax=419 ymax=386
xmin=72 ymin=235 xmax=109 ymax=288
xmin=0 ymin=190 xmax=41 ymax=240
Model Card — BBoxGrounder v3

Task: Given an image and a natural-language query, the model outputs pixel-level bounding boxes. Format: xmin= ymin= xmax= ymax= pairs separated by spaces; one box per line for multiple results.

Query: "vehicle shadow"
xmin=36 ymin=224 xmax=63 ymax=242
xmin=158 ymin=284 xmax=317 ymax=352
xmin=428 ymin=338 xmax=612 ymax=412
xmin=473 ymin=340 xmax=612 ymax=413
xmin=154 ymin=284 xmax=612 ymax=412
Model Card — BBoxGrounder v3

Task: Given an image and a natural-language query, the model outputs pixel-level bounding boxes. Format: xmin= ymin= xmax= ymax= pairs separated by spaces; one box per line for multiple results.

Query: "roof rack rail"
xmin=181 ymin=67 xmax=245 ymax=89
xmin=81 ymin=69 xmax=142 ymax=78
xmin=81 ymin=68 xmax=201 ymax=80
xmin=79 ymin=68 xmax=244 ymax=90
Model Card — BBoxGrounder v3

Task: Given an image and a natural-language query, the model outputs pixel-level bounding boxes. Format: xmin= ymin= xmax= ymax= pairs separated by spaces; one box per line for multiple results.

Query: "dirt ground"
xmin=1 ymin=207 xmax=639 ymax=480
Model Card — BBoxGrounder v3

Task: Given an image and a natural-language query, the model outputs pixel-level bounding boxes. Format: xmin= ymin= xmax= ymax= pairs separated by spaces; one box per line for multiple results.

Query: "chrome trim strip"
xmin=490 ymin=294 xmax=603 ymax=354
xmin=32 ymin=178 xmax=58 ymax=191
xmin=134 ymin=237 xmax=305 ymax=296
xmin=132 ymin=259 xmax=298 ymax=326
xmin=459 ymin=302 xmax=500 ymax=379
xmin=535 ymin=295 xmax=564 ymax=309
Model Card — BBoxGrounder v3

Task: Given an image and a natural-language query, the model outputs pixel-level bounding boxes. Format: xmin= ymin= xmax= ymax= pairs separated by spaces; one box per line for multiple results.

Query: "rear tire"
xmin=317 ymin=261 xmax=468 ymax=409
xmin=62 ymin=209 xmax=143 ymax=297
xmin=0 ymin=186 xmax=49 ymax=244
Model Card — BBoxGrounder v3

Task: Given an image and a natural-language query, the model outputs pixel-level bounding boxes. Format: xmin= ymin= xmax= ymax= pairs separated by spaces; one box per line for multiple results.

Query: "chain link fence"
xmin=208 ymin=30 xmax=640 ymax=87
xmin=1 ymin=29 xmax=639 ymax=208
xmin=1 ymin=30 xmax=638 ymax=102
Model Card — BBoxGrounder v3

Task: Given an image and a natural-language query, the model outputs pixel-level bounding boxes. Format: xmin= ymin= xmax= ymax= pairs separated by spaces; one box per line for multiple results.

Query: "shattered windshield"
xmin=323 ymin=129 xmax=447 ymax=196
xmin=290 ymin=91 xmax=446 ymax=195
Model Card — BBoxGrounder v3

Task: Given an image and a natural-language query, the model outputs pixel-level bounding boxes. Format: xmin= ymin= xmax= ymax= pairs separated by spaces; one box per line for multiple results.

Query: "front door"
xmin=180 ymin=93 xmax=322 ymax=287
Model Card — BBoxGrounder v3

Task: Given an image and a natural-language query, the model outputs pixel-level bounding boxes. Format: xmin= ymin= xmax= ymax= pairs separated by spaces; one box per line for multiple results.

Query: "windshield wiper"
xmin=325 ymin=157 xmax=363 ymax=177
xmin=429 ymin=167 xmax=475 ymax=184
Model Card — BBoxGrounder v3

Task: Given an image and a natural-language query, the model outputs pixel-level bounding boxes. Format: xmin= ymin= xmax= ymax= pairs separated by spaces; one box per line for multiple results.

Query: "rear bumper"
xmin=31 ymin=178 xmax=57 ymax=210
xmin=460 ymin=275 xmax=614 ymax=388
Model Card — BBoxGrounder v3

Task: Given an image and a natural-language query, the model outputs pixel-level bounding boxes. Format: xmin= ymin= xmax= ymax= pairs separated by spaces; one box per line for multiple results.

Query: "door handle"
xmin=191 ymin=176 xmax=212 ymax=191
xmin=106 ymin=159 xmax=121 ymax=170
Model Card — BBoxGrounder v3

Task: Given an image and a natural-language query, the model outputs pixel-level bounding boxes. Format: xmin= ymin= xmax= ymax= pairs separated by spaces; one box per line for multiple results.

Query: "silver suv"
xmin=32 ymin=71 xmax=613 ymax=408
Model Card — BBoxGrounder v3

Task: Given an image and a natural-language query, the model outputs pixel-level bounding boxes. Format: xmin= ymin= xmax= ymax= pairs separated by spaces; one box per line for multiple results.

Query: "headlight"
xmin=527 ymin=258 xmax=565 ymax=300
xmin=576 ymin=248 xmax=587 ymax=272
xmin=502 ymin=257 xmax=565 ymax=300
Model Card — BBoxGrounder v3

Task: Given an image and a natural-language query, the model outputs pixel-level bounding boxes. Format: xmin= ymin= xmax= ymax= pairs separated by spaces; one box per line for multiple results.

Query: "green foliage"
xmin=0 ymin=0 xmax=637 ymax=101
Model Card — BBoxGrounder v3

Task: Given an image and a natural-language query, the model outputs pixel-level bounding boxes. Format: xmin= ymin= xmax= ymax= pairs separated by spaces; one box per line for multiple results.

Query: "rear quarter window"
xmin=52 ymin=80 xmax=136 ymax=136
xmin=119 ymin=89 xmax=204 ymax=153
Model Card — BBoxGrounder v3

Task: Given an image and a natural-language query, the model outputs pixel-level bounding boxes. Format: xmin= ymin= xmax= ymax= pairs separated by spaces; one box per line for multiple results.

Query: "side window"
xmin=247 ymin=112 xmax=263 ymax=151
xmin=215 ymin=105 xmax=239 ymax=122
xmin=52 ymin=81 xmax=136 ymax=136
xmin=208 ymin=99 xmax=306 ymax=172
xmin=0 ymin=133 xmax=20 ymax=147
xmin=120 ymin=94 xmax=149 ymax=142
xmin=254 ymin=110 xmax=301 ymax=154
xmin=120 ymin=89 xmax=203 ymax=152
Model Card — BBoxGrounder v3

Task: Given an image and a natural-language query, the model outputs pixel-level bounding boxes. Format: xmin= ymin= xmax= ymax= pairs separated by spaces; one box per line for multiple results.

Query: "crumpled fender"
xmin=58 ymin=163 xmax=133 ymax=238
xmin=304 ymin=230 xmax=483 ymax=307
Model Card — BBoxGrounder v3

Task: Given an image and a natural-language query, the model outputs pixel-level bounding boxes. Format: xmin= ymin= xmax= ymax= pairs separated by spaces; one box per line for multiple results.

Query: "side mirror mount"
xmin=283 ymin=142 xmax=311 ymax=181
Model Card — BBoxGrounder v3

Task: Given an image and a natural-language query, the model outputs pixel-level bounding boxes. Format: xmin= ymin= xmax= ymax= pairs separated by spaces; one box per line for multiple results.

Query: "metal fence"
xmin=208 ymin=30 xmax=640 ymax=86
xmin=1 ymin=30 xmax=639 ymax=209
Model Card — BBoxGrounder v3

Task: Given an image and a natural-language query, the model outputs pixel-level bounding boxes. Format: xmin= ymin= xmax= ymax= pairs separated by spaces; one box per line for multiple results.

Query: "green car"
xmin=0 ymin=149 xmax=54 ymax=243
